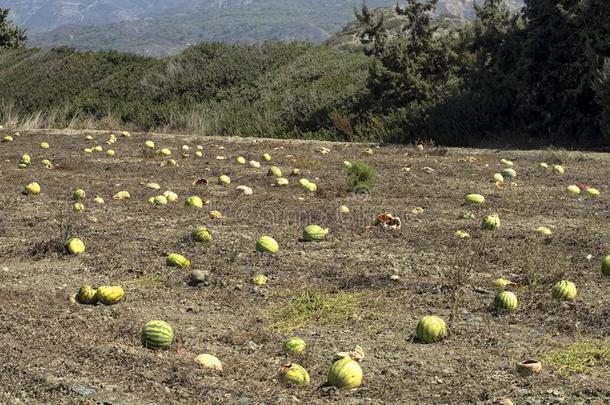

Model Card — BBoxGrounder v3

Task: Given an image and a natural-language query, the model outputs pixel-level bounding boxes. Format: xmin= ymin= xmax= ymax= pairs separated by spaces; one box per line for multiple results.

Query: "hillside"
xmin=0 ymin=0 xmax=201 ymax=32
xmin=0 ymin=43 xmax=372 ymax=139
xmin=9 ymin=0 xmax=523 ymax=56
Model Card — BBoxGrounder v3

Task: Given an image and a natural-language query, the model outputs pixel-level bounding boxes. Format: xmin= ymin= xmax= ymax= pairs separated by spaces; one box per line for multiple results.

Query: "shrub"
xmin=346 ymin=161 xmax=377 ymax=194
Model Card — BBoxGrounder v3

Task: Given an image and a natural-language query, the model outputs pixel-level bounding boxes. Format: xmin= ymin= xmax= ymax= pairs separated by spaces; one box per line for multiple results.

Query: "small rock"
xmin=246 ymin=340 xmax=259 ymax=351
xmin=190 ymin=269 xmax=211 ymax=284
xmin=236 ymin=185 xmax=253 ymax=195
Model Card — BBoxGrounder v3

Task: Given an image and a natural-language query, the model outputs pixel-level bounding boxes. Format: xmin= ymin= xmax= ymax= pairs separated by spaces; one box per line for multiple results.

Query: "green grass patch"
xmin=269 ymin=289 xmax=361 ymax=333
xmin=542 ymin=338 xmax=610 ymax=376
xmin=130 ymin=274 xmax=165 ymax=289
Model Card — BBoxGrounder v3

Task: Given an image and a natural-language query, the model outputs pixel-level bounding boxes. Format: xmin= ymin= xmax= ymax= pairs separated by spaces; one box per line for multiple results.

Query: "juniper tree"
xmin=0 ymin=8 xmax=26 ymax=49
xmin=365 ymin=0 xmax=457 ymax=112
xmin=519 ymin=0 xmax=603 ymax=141
xmin=354 ymin=1 xmax=387 ymax=57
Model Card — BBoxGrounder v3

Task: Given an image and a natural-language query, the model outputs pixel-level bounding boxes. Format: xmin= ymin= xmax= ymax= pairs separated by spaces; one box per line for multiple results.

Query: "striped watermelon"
xmin=302 ymin=225 xmax=329 ymax=242
xmin=186 ymin=196 xmax=203 ymax=208
xmin=482 ymin=214 xmax=501 ymax=230
xmin=416 ymin=315 xmax=448 ymax=343
xmin=141 ymin=320 xmax=174 ymax=349
xmin=494 ymin=291 xmax=519 ymax=311
xmin=166 ymin=253 xmax=190 ymax=268
xmin=76 ymin=285 xmax=98 ymax=305
xmin=278 ymin=363 xmax=310 ymax=387
xmin=218 ymin=175 xmax=231 ymax=185
xmin=256 ymin=236 xmax=279 ymax=254
xmin=72 ymin=188 xmax=86 ymax=201
xmin=96 ymin=285 xmax=124 ymax=305
xmin=267 ymin=166 xmax=282 ymax=177
xmin=283 ymin=337 xmax=306 ymax=356
xmin=153 ymin=195 xmax=168 ymax=206
xmin=551 ymin=280 xmax=577 ymax=301
xmin=192 ymin=226 xmax=212 ymax=242
xmin=327 ymin=356 xmax=362 ymax=389
xmin=464 ymin=194 xmax=485 ymax=204
xmin=25 ymin=182 xmax=41 ymax=195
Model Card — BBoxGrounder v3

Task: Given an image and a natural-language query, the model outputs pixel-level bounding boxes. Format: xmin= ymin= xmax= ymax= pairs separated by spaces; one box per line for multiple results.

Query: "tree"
xmin=353 ymin=0 xmax=610 ymax=146
xmin=354 ymin=1 xmax=387 ymax=57
xmin=593 ymin=59 xmax=610 ymax=141
xmin=364 ymin=0 xmax=457 ymax=112
xmin=519 ymin=0 xmax=600 ymax=142
xmin=464 ymin=0 xmax=526 ymax=132
xmin=579 ymin=0 xmax=610 ymax=64
xmin=0 ymin=8 xmax=26 ymax=49
xmin=465 ymin=0 xmax=609 ymax=144
xmin=580 ymin=0 xmax=610 ymax=143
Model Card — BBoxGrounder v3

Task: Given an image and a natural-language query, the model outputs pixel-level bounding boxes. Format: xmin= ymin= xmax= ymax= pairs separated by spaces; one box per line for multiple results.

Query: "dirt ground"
xmin=0 ymin=129 xmax=609 ymax=404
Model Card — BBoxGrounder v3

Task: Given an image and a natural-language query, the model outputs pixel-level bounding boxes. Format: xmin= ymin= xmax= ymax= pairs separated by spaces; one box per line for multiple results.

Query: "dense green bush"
xmin=199 ymin=46 xmax=371 ymax=139
xmin=0 ymin=42 xmax=371 ymax=137
xmin=0 ymin=47 xmax=162 ymax=127
xmin=346 ymin=161 xmax=378 ymax=194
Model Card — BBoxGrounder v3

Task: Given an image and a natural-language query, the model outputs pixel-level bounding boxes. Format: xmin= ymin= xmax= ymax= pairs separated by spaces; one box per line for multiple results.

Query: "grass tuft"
xmin=542 ymin=338 xmax=610 ymax=376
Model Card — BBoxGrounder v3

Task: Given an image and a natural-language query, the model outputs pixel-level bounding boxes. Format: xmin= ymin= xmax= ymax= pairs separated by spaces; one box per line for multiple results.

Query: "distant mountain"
xmin=0 ymin=0 xmax=523 ymax=56
xmin=25 ymin=0 xmax=397 ymax=55
xmin=0 ymin=0 xmax=197 ymax=32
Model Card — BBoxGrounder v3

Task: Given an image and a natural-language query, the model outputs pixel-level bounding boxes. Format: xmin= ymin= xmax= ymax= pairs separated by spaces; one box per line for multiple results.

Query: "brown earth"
xmin=0 ymin=129 xmax=609 ymax=404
